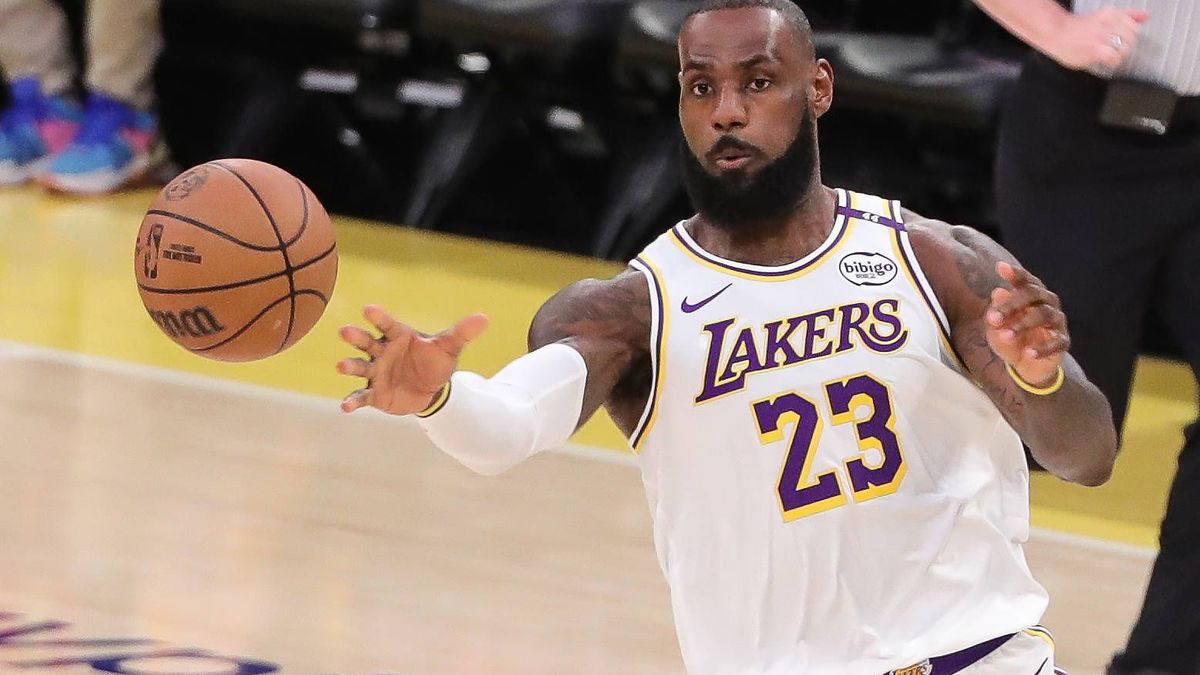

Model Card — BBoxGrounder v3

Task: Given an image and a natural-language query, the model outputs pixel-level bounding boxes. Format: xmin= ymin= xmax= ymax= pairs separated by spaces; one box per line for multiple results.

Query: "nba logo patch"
xmin=893 ymin=660 xmax=932 ymax=675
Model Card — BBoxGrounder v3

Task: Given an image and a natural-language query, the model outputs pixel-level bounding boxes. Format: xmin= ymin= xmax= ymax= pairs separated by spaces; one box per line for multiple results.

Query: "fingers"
xmin=1125 ymin=9 xmax=1151 ymax=23
xmin=1099 ymin=7 xmax=1143 ymax=63
xmin=1111 ymin=11 xmax=1141 ymax=40
xmin=1097 ymin=6 xmax=1145 ymax=32
xmin=1114 ymin=11 xmax=1143 ymax=36
xmin=339 ymin=325 xmax=386 ymax=360
xmin=990 ymin=302 xmax=1070 ymax=356
xmin=987 ymin=284 xmax=1060 ymax=328
xmin=336 ymin=357 xmax=372 ymax=378
xmin=1025 ymin=331 xmax=1072 ymax=360
xmin=992 ymin=323 xmax=1069 ymax=356
xmin=363 ymin=304 xmax=415 ymax=343
xmin=431 ymin=313 xmax=490 ymax=357
xmin=994 ymin=261 xmax=1028 ymax=291
xmin=995 ymin=261 xmax=1038 ymax=288
xmin=341 ymin=388 xmax=373 ymax=413
xmin=1004 ymin=304 xmax=1066 ymax=334
xmin=1104 ymin=24 xmax=1132 ymax=64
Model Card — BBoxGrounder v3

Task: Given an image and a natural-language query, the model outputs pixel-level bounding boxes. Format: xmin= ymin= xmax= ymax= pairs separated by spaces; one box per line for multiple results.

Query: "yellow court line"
xmin=0 ymin=186 xmax=1188 ymax=549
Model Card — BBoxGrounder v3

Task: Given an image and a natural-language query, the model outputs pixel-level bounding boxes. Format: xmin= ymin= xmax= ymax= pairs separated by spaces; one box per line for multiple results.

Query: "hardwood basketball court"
xmin=0 ymin=187 xmax=1189 ymax=674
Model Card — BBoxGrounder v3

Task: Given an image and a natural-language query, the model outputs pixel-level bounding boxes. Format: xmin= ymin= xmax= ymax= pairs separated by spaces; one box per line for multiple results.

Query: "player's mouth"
xmin=707 ymin=136 xmax=759 ymax=172
xmin=714 ymin=153 xmax=752 ymax=170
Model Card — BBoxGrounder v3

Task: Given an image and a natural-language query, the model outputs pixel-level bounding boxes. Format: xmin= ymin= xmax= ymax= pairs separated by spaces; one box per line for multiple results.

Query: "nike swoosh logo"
xmin=681 ymin=283 xmax=733 ymax=314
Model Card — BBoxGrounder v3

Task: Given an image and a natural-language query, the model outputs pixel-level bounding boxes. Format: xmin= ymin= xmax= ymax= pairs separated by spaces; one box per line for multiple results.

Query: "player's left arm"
xmin=906 ymin=214 xmax=1118 ymax=486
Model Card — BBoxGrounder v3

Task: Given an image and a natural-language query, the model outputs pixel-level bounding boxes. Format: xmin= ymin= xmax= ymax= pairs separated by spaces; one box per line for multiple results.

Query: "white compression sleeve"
xmin=416 ymin=343 xmax=588 ymax=475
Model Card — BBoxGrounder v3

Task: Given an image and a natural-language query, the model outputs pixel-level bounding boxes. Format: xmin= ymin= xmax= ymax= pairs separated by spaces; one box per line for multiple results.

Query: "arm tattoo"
xmin=952 ymin=235 xmax=1008 ymax=301
xmin=946 ymin=230 xmax=1028 ymax=424
xmin=905 ymin=213 xmax=1117 ymax=484
xmin=905 ymin=217 xmax=1026 ymax=425
xmin=527 ymin=270 xmax=653 ymax=435
xmin=959 ymin=321 xmax=1027 ymax=427
xmin=528 ymin=271 xmax=651 ymax=351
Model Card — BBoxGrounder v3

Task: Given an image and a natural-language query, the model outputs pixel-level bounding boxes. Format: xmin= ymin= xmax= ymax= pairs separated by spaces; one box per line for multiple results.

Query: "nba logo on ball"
xmin=134 ymin=159 xmax=338 ymax=362
xmin=142 ymin=222 xmax=164 ymax=279
xmin=163 ymin=165 xmax=209 ymax=201
xmin=839 ymin=252 xmax=898 ymax=286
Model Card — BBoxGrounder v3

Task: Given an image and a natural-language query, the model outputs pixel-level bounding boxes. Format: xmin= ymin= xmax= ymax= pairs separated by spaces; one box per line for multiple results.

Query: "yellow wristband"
xmin=416 ymin=381 xmax=452 ymax=418
xmin=1006 ymin=363 xmax=1065 ymax=396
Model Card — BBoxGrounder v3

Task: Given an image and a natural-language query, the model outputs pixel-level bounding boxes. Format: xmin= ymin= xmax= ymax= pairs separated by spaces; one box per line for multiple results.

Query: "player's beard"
xmin=681 ymin=103 xmax=818 ymax=232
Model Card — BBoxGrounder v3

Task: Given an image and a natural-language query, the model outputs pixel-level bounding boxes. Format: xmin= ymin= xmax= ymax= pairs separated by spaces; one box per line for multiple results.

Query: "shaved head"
xmin=684 ymin=0 xmax=814 ymax=60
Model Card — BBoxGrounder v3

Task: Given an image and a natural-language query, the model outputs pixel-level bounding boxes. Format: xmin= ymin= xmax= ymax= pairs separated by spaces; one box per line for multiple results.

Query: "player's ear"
xmin=812 ymin=59 xmax=834 ymax=118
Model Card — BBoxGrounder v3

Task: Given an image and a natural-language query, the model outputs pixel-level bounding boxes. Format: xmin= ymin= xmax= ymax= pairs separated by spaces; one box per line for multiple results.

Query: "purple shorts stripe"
xmin=888 ymin=633 xmax=1014 ymax=675
xmin=929 ymin=633 xmax=1013 ymax=674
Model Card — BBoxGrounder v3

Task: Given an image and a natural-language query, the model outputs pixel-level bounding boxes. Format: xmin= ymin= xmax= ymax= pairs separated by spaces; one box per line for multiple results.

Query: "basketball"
xmin=134 ymin=159 xmax=338 ymax=362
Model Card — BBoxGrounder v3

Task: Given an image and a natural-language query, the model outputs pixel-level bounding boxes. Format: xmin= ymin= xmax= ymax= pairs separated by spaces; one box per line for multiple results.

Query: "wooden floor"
xmin=0 ymin=342 xmax=1155 ymax=674
xmin=0 ymin=185 xmax=1190 ymax=674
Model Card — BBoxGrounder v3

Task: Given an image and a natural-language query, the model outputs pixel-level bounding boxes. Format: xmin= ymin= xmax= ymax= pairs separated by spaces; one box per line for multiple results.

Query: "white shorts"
xmin=960 ymin=627 xmax=1063 ymax=675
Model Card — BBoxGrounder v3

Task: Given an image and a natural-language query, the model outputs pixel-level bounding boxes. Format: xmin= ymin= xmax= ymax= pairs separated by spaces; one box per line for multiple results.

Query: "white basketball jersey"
xmin=627 ymin=189 xmax=1048 ymax=675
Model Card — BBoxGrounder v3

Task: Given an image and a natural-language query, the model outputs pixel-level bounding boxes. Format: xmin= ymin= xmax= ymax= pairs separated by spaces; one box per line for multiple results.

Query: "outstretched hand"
xmin=336 ymin=305 xmax=489 ymax=415
xmin=984 ymin=262 xmax=1069 ymax=388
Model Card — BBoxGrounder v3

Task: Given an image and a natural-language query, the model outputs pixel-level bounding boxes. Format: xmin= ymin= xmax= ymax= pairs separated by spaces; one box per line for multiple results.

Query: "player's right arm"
xmin=525 ymin=268 xmax=653 ymax=438
xmin=335 ymin=269 xmax=651 ymax=474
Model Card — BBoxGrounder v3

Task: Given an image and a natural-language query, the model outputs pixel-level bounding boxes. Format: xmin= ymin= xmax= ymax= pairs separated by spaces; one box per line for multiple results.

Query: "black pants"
xmin=996 ymin=55 xmax=1200 ymax=675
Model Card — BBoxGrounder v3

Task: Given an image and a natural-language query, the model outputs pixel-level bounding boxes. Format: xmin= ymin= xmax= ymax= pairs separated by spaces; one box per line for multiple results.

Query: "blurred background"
xmin=15 ymin=0 xmax=1176 ymax=357
xmin=144 ymin=0 xmax=1023 ymax=258
xmin=15 ymin=0 xmax=1019 ymax=253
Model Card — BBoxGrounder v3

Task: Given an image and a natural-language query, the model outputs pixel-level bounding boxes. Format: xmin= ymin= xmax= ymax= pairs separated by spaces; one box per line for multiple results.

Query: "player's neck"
xmin=688 ymin=183 xmax=838 ymax=267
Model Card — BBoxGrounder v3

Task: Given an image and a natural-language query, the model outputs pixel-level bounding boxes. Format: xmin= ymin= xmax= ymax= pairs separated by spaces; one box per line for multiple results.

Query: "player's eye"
xmin=691 ymin=82 xmax=712 ymax=97
xmin=748 ymin=78 xmax=771 ymax=92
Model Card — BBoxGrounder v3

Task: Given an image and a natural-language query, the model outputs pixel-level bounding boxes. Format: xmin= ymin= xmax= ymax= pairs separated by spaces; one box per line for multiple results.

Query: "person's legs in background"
xmin=0 ymin=0 xmax=82 ymax=185
xmin=995 ymin=64 xmax=1166 ymax=440
xmin=42 ymin=0 xmax=165 ymax=194
xmin=997 ymin=57 xmax=1200 ymax=675
xmin=1110 ymin=165 xmax=1200 ymax=675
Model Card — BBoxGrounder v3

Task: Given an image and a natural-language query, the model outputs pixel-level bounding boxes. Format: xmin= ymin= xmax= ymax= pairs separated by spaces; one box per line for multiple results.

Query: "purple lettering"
xmin=90 ymin=650 xmax=278 ymax=674
xmin=11 ymin=649 xmax=277 ymax=673
xmin=697 ymin=318 xmax=744 ymax=403
xmin=760 ymin=319 xmax=803 ymax=368
xmin=696 ymin=300 xmax=910 ymax=405
xmin=718 ymin=328 xmax=764 ymax=382
xmin=866 ymin=299 xmax=909 ymax=352
xmin=0 ymin=620 xmax=152 ymax=649
xmin=0 ymin=616 xmax=277 ymax=673
xmin=835 ymin=303 xmax=871 ymax=353
xmin=799 ymin=309 xmax=836 ymax=360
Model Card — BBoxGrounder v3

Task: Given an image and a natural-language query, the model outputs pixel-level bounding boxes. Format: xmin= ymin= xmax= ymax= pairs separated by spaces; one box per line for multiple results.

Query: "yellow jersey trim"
xmin=668 ymin=189 xmax=852 ymax=282
xmin=889 ymin=227 xmax=967 ymax=372
xmin=629 ymin=256 xmax=670 ymax=452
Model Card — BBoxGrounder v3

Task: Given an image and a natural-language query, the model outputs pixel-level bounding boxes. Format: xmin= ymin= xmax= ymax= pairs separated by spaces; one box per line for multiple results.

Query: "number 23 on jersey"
xmin=750 ymin=373 xmax=906 ymax=521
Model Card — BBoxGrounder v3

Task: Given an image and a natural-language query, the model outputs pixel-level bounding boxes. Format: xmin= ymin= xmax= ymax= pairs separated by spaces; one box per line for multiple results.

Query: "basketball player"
xmin=336 ymin=1 xmax=1118 ymax=672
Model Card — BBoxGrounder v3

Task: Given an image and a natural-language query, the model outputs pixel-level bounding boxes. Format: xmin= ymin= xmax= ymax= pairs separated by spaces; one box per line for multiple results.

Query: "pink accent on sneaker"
xmin=120 ymin=128 xmax=155 ymax=156
xmin=39 ymin=120 xmax=79 ymax=153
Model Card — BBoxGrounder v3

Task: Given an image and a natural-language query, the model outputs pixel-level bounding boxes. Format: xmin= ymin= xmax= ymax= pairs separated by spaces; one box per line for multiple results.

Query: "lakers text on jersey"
xmin=627 ymin=189 xmax=1048 ymax=675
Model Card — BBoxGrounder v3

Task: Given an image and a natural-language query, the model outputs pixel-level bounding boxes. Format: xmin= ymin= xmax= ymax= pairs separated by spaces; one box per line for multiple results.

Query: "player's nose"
xmin=711 ymin=88 xmax=748 ymax=132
